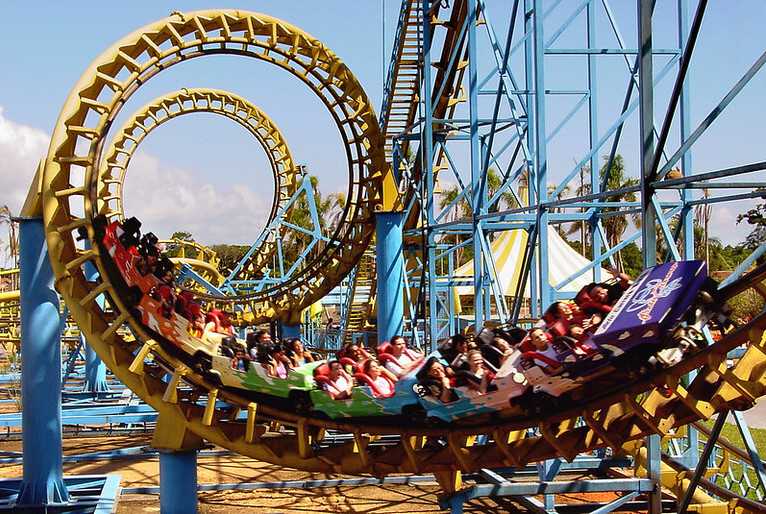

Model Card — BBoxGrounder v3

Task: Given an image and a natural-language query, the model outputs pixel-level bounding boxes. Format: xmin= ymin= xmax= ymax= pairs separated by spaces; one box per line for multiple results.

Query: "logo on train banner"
xmin=626 ymin=262 xmax=682 ymax=323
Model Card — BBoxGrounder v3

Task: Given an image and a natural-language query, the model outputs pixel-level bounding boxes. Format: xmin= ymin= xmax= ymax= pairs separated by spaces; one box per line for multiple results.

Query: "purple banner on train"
xmin=592 ymin=260 xmax=708 ymax=351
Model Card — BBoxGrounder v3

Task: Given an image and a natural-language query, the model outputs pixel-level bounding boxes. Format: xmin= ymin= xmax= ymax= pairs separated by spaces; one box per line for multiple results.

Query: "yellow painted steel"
xmin=160 ymin=238 xmax=225 ymax=288
xmin=0 ymin=290 xmax=19 ymax=303
xmin=625 ymin=439 xmax=727 ymax=512
xmin=42 ymin=8 xmax=387 ymax=326
xmin=99 ymin=88 xmax=299 ymax=282
xmin=33 ymin=8 xmax=766 ymax=509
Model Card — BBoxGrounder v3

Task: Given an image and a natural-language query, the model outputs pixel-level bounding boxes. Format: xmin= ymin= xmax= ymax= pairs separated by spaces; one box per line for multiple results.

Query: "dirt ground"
xmin=0 ymin=430 xmax=633 ymax=513
xmin=0 ymin=432 xmax=500 ymax=513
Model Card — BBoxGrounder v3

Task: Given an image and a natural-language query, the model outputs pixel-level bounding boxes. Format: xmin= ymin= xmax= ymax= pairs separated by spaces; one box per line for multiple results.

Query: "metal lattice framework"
xmin=42 ymin=9 xmax=387 ymax=326
xmin=98 ymin=88 xmax=299 ymax=282
xmin=32 ymin=5 xmax=766 ymax=508
xmin=380 ymin=0 xmax=766 ymax=344
xmin=160 ymin=238 xmax=225 ymax=289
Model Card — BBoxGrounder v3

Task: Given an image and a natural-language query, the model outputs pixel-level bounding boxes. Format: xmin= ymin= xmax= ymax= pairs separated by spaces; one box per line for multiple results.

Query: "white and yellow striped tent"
xmin=453 ymin=227 xmax=599 ymax=298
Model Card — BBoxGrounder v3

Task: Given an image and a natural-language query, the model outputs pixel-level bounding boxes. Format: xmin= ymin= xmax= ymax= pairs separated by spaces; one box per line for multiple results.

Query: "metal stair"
xmin=342 ymin=251 xmax=377 ymax=347
xmin=380 ymin=0 xmax=427 ymax=164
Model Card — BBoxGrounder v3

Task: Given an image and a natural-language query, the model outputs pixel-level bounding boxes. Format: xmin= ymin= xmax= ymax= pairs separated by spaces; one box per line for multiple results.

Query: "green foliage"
xmin=737 ymin=197 xmax=766 ymax=264
xmin=209 ymin=243 xmax=250 ymax=275
xmin=737 ymin=201 xmax=766 ymax=228
xmin=727 ymin=288 xmax=765 ymax=324
xmin=438 ymin=168 xmax=513 ymax=267
xmin=599 ymin=155 xmax=640 ymax=270
xmin=164 ymin=231 xmax=194 ymax=257
xmin=620 ymin=242 xmax=644 ymax=278
xmin=279 ymin=175 xmax=346 ymax=270
xmin=170 ymin=231 xmax=194 ymax=242
xmin=562 ymin=238 xmax=642 ymax=280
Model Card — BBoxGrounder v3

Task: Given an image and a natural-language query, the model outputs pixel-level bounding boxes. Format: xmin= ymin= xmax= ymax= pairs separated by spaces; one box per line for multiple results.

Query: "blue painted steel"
xmin=420 ymin=0 xmax=439 ymax=347
xmin=125 ymin=473 xmax=437 ymax=495
xmin=0 ymin=402 xmax=158 ymax=429
xmin=0 ymin=475 xmax=120 ymax=513
xmin=467 ymin=0 xmax=486 ymax=330
xmin=281 ymin=324 xmax=300 ymax=340
xmin=84 ymin=335 xmax=109 ymax=393
xmin=159 ymin=450 xmax=198 ymax=514
xmin=638 ymin=0 xmax=657 ymax=271
xmin=645 ymin=433 xmax=662 ymax=514
xmin=439 ymin=478 xmax=655 ymax=511
xmin=81 ymin=242 xmax=110 ymax=393
xmin=677 ymin=410 xmax=729 ymax=513
xmin=15 ymin=217 xmax=70 ymax=506
xmin=376 ymin=211 xmax=405 ymax=344
xmin=732 ymin=411 xmax=766 ymax=498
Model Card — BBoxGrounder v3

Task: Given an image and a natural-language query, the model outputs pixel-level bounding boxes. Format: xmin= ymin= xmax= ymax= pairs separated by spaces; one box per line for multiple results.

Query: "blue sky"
xmin=0 ymin=1 xmax=763 ymax=256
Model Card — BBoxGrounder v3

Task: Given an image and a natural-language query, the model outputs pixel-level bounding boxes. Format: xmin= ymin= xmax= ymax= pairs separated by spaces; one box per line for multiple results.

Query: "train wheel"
xmin=192 ymin=352 xmax=221 ymax=386
xmin=288 ymin=390 xmax=312 ymax=416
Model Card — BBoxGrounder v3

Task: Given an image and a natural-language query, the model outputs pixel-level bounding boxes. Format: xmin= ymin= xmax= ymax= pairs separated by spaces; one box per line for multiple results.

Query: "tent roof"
xmin=454 ymin=226 xmax=599 ymax=297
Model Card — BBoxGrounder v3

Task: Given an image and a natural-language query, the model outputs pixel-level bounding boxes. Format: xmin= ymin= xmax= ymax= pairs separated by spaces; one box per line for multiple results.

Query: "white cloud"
xmin=0 ymin=106 xmax=49 ymax=215
xmin=122 ymin=152 xmax=272 ymax=245
xmin=0 ymin=105 xmax=272 ymax=249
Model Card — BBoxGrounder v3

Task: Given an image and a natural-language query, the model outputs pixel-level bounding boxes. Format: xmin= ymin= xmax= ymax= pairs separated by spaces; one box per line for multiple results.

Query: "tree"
xmin=437 ymin=168 xmax=514 ymax=267
xmin=163 ymin=231 xmax=194 ymax=258
xmin=565 ymin=164 xmax=593 ymax=256
xmin=563 ymin=155 xmax=639 ymax=269
xmin=209 ymin=243 xmax=250 ymax=276
xmin=280 ymin=175 xmax=349 ymax=268
xmin=170 ymin=231 xmax=194 ymax=242
xmin=547 ymin=183 xmax=570 ymax=235
xmin=737 ymin=196 xmax=766 ymax=264
xmin=599 ymin=155 xmax=640 ymax=271
xmin=438 ymin=182 xmax=471 ymax=267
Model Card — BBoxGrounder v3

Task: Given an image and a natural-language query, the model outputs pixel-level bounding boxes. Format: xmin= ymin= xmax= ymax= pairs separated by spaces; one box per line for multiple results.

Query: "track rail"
xmin=98 ymin=88 xmax=299 ymax=283
xmin=39 ymin=9 xmax=766 ymax=500
xmin=42 ymin=9 xmax=386 ymax=325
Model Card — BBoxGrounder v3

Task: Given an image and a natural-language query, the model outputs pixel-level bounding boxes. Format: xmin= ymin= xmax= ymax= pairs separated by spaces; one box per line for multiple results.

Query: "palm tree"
xmin=563 ymin=155 xmax=640 ymax=268
xmin=599 ymin=155 xmax=640 ymax=271
xmin=438 ymin=182 xmax=471 ymax=266
xmin=325 ymin=192 xmax=347 ymax=236
xmin=437 ymin=168 xmax=515 ymax=266
xmin=547 ymin=183 xmax=571 ymax=235
xmin=565 ymin=165 xmax=592 ymax=255
xmin=694 ymin=187 xmax=712 ymax=263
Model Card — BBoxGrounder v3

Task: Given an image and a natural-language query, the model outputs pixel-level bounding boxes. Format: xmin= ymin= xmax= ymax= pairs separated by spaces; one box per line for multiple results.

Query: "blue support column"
xmin=645 ymin=434 xmax=662 ymax=514
xmin=16 ymin=217 xmax=70 ymax=506
xmin=376 ymin=211 xmax=405 ymax=344
xmin=82 ymin=244 xmax=109 ymax=392
xmin=84 ymin=338 xmax=109 ymax=392
xmin=638 ymin=0 xmax=658 ymax=268
xmin=159 ymin=450 xmax=198 ymax=514
xmin=281 ymin=324 xmax=301 ymax=340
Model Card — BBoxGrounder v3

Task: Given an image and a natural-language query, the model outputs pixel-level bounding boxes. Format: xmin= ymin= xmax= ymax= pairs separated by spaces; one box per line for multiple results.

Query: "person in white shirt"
xmin=384 ymin=335 xmax=423 ymax=378
xmin=362 ymin=359 xmax=396 ymax=398
xmin=324 ymin=360 xmax=354 ymax=399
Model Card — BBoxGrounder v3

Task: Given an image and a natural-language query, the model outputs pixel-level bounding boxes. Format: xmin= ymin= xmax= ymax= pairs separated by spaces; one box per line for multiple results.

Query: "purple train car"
xmin=591 ymin=260 xmax=710 ymax=362
xmin=527 ymin=261 xmax=715 ymax=396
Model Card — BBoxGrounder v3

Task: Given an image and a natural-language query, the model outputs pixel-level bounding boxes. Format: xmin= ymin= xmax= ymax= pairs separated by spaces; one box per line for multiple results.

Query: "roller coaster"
xmin=5 ymin=2 xmax=766 ymax=512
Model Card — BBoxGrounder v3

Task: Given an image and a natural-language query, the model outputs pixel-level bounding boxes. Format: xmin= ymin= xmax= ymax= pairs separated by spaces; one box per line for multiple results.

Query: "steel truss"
xmin=381 ymin=0 xmax=766 ymax=345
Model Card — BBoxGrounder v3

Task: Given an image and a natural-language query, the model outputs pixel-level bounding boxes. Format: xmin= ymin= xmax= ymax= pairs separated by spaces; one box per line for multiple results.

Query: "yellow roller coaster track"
xmin=159 ymin=238 xmax=225 ymax=289
xmin=38 ymin=9 xmax=766 ymax=509
xmin=98 ymin=88 xmax=300 ymax=283
xmin=42 ymin=9 xmax=388 ymax=324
